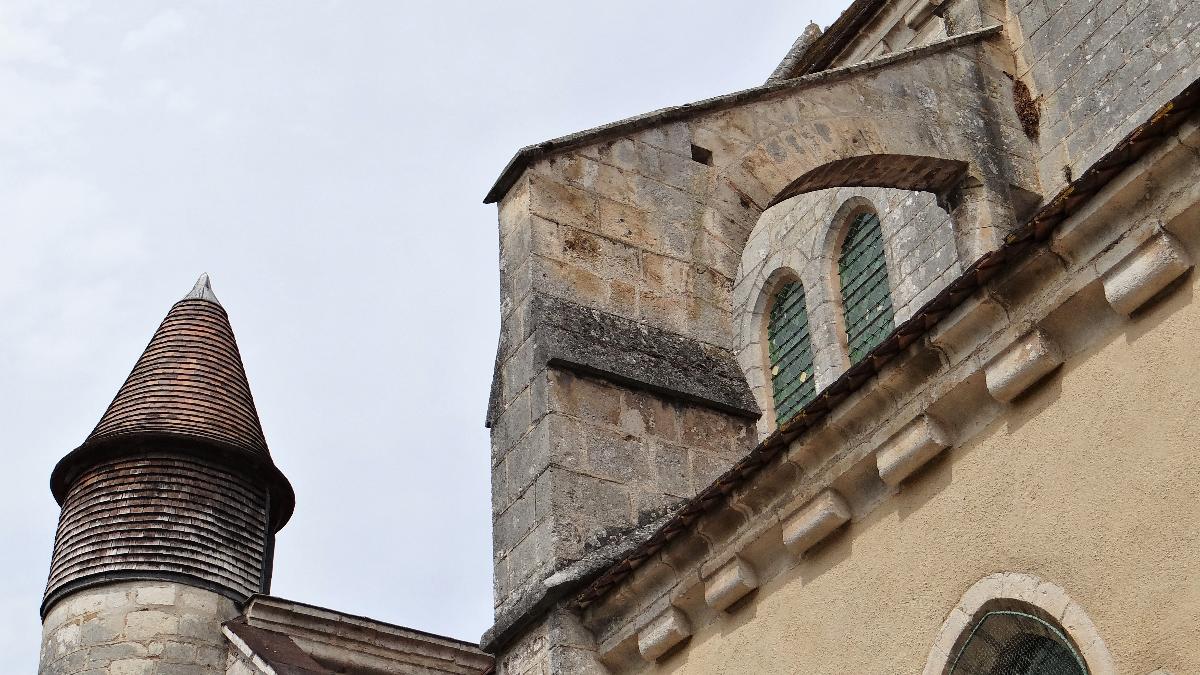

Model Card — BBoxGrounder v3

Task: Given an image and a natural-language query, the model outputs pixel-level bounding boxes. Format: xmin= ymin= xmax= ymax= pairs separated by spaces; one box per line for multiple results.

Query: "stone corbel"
xmin=637 ymin=607 xmax=692 ymax=662
xmin=877 ymin=414 xmax=953 ymax=486
xmin=905 ymin=0 xmax=944 ymax=28
xmin=983 ymin=329 xmax=1063 ymax=402
xmin=703 ymin=557 xmax=760 ymax=612
xmin=781 ymin=490 xmax=851 ymax=557
xmin=1101 ymin=229 xmax=1193 ymax=316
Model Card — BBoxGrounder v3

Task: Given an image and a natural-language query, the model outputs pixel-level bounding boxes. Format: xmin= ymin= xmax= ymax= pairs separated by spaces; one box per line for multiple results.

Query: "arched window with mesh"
xmin=767 ymin=280 xmax=815 ymax=424
xmin=838 ymin=210 xmax=894 ymax=364
xmin=949 ymin=610 xmax=1088 ymax=675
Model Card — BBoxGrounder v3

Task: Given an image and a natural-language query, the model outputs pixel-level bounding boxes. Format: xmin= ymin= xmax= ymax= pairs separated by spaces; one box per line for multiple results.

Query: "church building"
xmin=37 ymin=0 xmax=1200 ymax=672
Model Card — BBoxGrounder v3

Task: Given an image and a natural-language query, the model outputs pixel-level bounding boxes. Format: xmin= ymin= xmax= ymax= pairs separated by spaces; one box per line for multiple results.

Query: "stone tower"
xmin=39 ymin=275 xmax=294 ymax=674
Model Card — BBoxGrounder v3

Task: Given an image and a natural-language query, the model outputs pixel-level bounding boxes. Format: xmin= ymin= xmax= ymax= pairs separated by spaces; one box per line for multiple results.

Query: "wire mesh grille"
xmin=838 ymin=211 xmax=894 ymax=364
xmin=949 ymin=610 xmax=1088 ymax=675
xmin=768 ymin=281 xmax=815 ymax=423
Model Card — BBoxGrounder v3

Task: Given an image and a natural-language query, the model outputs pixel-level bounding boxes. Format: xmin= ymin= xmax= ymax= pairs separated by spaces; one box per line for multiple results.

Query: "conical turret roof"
xmin=50 ymin=275 xmax=294 ymax=528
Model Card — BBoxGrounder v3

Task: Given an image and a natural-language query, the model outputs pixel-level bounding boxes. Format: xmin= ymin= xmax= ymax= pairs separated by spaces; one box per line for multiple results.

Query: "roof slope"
xmin=50 ymin=275 xmax=294 ymax=529
xmin=83 ymin=274 xmax=270 ymax=455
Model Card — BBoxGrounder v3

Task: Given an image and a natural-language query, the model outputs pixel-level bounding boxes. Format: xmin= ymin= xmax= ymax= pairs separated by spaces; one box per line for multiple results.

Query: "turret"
xmin=39 ymin=275 xmax=293 ymax=674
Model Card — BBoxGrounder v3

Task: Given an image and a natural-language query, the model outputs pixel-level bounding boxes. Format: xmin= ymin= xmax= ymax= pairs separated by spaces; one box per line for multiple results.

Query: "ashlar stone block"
xmin=781 ymin=489 xmax=851 ymax=557
xmin=703 ymin=556 xmax=760 ymax=612
xmin=876 ymin=415 xmax=953 ymax=486
xmin=983 ymin=329 xmax=1063 ymax=403
xmin=636 ymin=606 xmax=692 ymax=662
xmin=1101 ymin=230 xmax=1193 ymax=316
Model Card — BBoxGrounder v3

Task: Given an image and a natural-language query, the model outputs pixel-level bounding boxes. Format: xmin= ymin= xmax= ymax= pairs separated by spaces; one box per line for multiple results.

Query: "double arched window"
xmin=761 ymin=204 xmax=898 ymax=427
xmin=837 ymin=210 xmax=894 ymax=364
xmin=949 ymin=610 xmax=1088 ymax=675
xmin=767 ymin=280 xmax=815 ymax=424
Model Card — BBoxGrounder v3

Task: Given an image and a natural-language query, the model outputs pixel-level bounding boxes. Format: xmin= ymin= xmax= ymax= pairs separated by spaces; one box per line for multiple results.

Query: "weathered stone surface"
xmin=39 ymin=582 xmax=235 ymax=675
xmin=488 ymin=293 xmax=760 ymax=427
xmin=1102 ymin=230 xmax=1193 ymax=315
xmin=781 ymin=489 xmax=852 ymax=557
xmin=983 ymin=329 xmax=1064 ymax=403
xmin=876 ymin=414 xmax=953 ymax=486
xmin=703 ymin=557 xmax=760 ymax=612
xmin=636 ymin=607 xmax=692 ymax=662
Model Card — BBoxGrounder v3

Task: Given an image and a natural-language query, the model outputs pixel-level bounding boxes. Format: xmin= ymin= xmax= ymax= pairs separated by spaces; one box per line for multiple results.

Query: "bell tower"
xmin=39 ymin=275 xmax=293 ymax=674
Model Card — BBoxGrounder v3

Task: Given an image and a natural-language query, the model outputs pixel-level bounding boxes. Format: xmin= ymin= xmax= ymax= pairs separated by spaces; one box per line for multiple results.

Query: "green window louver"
xmin=949 ymin=610 xmax=1088 ymax=675
xmin=838 ymin=212 xmax=894 ymax=364
xmin=768 ymin=281 xmax=815 ymax=424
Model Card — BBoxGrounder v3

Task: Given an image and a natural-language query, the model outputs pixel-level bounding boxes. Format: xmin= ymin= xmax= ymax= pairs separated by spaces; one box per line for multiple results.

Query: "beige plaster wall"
xmin=656 ymin=271 xmax=1200 ymax=674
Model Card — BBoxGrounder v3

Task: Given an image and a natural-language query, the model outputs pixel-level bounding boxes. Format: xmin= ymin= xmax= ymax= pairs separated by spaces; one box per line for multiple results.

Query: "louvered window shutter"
xmin=768 ymin=281 xmax=816 ymax=424
xmin=838 ymin=212 xmax=895 ymax=364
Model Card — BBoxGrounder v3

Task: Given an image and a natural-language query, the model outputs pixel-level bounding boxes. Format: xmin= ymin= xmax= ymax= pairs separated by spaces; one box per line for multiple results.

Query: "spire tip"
xmin=183 ymin=273 xmax=221 ymax=305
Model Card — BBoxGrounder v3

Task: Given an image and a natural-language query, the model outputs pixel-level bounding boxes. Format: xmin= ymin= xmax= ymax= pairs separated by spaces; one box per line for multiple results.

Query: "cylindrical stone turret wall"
xmin=39 ymin=580 xmax=236 ymax=674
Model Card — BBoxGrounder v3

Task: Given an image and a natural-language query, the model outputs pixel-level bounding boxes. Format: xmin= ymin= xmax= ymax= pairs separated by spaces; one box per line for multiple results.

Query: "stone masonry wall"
xmin=487 ymin=29 xmax=1038 ymax=651
xmin=491 ymin=368 xmax=754 ymax=620
xmin=1009 ymin=0 xmax=1200 ymax=194
xmin=734 ymin=186 xmax=960 ymax=434
xmin=40 ymin=581 xmax=235 ymax=675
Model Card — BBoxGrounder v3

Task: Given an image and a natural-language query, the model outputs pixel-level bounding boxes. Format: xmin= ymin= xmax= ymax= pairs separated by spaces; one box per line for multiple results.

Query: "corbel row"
xmin=629 ymin=228 xmax=1192 ymax=665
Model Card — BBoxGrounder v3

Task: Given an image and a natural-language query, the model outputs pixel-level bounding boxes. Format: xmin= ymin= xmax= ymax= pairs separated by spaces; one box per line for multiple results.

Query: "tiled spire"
xmin=50 ymin=275 xmax=293 ymax=528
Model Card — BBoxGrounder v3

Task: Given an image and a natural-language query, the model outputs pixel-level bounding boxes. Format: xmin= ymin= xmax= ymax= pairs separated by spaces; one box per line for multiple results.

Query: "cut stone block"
xmin=984 ymin=329 xmax=1063 ymax=402
xmin=1102 ymin=230 xmax=1193 ymax=316
xmin=704 ymin=557 xmax=760 ymax=612
xmin=637 ymin=606 xmax=692 ymax=662
xmin=877 ymin=415 xmax=953 ymax=486
xmin=781 ymin=490 xmax=851 ymax=557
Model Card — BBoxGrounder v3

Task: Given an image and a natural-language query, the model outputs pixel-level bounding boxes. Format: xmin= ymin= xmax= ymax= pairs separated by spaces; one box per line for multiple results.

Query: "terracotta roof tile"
xmin=50 ymin=275 xmax=294 ymax=529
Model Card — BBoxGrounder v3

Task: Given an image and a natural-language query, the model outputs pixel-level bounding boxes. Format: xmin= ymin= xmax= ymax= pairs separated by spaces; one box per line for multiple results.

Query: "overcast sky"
xmin=0 ymin=0 xmax=846 ymax=667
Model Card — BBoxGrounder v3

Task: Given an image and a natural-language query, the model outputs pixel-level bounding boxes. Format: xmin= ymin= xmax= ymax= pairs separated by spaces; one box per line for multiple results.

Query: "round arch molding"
xmin=923 ymin=573 xmax=1117 ymax=675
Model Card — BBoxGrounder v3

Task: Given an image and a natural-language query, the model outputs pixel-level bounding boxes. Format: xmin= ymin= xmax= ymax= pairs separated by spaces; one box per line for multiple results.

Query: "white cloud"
xmin=0 ymin=20 xmax=67 ymax=66
xmin=121 ymin=8 xmax=187 ymax=52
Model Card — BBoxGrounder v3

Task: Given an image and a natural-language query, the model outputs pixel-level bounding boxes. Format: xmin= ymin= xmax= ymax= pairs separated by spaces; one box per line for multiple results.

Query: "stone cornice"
xmin=486 ymin=293 xmax=759 ymax=428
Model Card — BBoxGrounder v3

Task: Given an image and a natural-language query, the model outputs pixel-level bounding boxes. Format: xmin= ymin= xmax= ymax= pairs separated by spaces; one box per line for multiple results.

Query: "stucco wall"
xmin=654 ymin=268 xmax=1200 ymax=674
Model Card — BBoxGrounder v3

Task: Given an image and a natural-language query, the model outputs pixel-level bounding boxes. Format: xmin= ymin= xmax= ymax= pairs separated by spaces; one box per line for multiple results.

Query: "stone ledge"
xmin=487 ymin=293 xmax=760 ymax=427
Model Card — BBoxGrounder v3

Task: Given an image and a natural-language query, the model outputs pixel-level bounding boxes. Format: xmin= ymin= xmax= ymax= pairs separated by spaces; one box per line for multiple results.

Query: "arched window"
xmin=767 ymin=280 xmax=815 ymax=424
xmin=949 ymin=610 xmax=1088 ymax=675
xmin=837 ymin=210 xmax=894 ymax=364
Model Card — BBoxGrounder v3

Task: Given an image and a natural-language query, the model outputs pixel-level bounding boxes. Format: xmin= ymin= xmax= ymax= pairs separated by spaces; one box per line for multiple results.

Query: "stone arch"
xmin=752 ymin=266 xmax=807 ymax=430
xmin=822 ymin=196 xmax=882 ymax=275
xmin=923 ymin=573 xmax=1117 ymax=675
xmin=770 ymin=155 xmax=969 ymax=208
xmin=732 ymin=184 xmax=959 ymax=437
xmin=827 ymin=196 xmax=899 ymax=367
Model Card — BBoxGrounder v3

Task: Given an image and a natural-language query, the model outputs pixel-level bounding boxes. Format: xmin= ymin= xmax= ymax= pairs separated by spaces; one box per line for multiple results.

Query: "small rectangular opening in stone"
xmin=690 ymin=144 xmax=713 ymax=166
